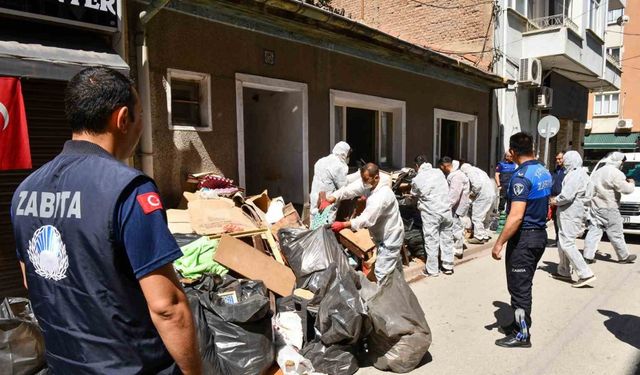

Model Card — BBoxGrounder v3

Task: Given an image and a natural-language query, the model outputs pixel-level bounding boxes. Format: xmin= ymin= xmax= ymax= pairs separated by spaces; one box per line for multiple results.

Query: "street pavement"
xmin=357 ymin=230 xmax=640 ymax=375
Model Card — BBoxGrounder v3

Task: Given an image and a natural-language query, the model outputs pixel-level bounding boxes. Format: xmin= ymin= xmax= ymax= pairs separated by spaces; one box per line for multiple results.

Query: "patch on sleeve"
xmin=513 ymin=183 xmax=525 ymax=197
xmin=136 ymin=192 xmax=163 ymax=214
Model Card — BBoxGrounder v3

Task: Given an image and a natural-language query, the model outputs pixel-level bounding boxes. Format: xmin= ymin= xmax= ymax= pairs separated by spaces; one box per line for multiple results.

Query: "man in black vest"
xmin=10 ymin=67 xmax=201 ymax=374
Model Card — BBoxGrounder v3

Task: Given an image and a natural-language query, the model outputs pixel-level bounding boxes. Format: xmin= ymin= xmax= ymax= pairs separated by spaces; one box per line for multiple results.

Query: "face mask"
xmin=363 ymin=183 xmax=373 ymax=190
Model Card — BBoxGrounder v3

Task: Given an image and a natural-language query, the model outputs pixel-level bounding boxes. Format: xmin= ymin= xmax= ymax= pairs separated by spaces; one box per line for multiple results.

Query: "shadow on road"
xmin=598 ymin=309 xmax=640 ymax=350
xmin=484 ymin=301 xmax=513 ymax=332
xmin=538 ymin=260 xmax=558 ymax=275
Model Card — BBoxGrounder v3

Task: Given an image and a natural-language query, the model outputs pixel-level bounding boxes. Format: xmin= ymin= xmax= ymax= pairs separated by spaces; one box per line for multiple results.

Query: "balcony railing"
xmin=607 ymin=54 xmax=622 ymax=68
xmin=526 ymin=14 xmax=580 ymax=35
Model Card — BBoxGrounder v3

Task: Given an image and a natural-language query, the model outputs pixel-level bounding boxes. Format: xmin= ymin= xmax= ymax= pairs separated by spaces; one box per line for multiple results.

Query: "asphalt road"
xmin=357 ymin=231 xmax=640 ymax=375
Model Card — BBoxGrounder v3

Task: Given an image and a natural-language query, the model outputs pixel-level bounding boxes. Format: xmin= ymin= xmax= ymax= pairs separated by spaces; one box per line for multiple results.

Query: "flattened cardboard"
xmin=270 ymin=203 xmax=305 ymax=237
xmin=215 ymin=235 xmax=295 ymax=296
xmin=188 ymin=199 xmax=257 ymax=235
xmin=167 ymin=209 xmax=193 ymax=234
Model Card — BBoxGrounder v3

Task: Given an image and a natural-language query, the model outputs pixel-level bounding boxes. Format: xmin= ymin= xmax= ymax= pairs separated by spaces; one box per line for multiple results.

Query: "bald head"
xmin=360 ymin=162 xmax=380 ymax=190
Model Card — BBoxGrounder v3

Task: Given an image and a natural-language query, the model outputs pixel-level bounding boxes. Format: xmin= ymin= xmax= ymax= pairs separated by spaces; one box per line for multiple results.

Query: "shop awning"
xmin=0 ymin=40 xmax=128 ymax=81
xmin=583 ymin=132 xmax=639 ymax=150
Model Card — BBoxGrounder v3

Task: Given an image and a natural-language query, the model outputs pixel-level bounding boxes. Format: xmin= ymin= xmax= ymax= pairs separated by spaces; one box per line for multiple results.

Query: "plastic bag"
xmin=0 ymin=298 xmax=46 ymax=375
xmin=186 ymin=291 xmax=222 ymax=375
xmin=276 ymin=345 xmax=315 ymax=375
xmin=364 ymin=269 xmax=432 ymax=373
xmin=188 ymin=276 xmax=275 ymax=375
xmin=315 ymin=271 xmax=368 ymax=346
xmin=274 ymin=312 xmax=304 ymax=350
xmin=278 ymin=227 xmax=352 ymax=283
xmin=300 ymin=340 xmax=358 ymax=375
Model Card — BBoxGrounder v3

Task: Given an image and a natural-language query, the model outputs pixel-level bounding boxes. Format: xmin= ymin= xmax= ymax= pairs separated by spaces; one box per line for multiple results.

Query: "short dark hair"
xmin=437 ymin=156 xmax=453 ymax=166
xmin=509 ymin=132 xmax=534 ymax=156
xmin=414 ymin=154 xmax=429 ymax=166
xmin=65 ymin=67 xmax=136 ymax=134
xmin=360 ymin=162 xmax=379 ymax=177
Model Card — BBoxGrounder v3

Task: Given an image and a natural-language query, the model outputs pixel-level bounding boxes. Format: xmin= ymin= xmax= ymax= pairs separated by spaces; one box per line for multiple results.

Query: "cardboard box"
xmin=214 ymin=235 xmax=295 ymax=296
xmin=338 ymin=228 xmax=376 ymax=259
xmin=247 ymin=190 xmax=271 ymax=213
xmin=270 ymin=203 xmax=305 ymax=237
xmin=188 ymin=199 xmax=257 ymax=235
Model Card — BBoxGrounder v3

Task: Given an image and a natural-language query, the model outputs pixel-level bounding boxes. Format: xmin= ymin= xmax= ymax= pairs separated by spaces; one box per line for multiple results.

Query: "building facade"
xmin=585 ymin=0 xmax=638 ymax=167
xmin=333 ymin=0 xmax=622 ymax=167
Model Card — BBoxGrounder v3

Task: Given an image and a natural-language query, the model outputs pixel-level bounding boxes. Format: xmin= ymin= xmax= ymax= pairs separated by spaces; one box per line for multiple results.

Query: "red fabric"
xmin=136 ymin=192 xmax=164 ymax=215
xmin=0 ymin=77 xmax=31 ymax=170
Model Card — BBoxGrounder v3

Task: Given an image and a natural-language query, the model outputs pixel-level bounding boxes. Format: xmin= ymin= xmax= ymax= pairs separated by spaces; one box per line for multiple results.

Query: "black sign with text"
xmin=0 ymin=0 xmax=119 ymax=31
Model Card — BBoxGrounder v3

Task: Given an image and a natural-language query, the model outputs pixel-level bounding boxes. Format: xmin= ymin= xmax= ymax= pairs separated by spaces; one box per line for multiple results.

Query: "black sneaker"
xmin=442 ymin=269 xmax=454 ymax=275
xmin=467 ymin=237 xmax=484 ymax=244
xmin=620 ymin=254 xmax=637 ymax=264
xmin=498 ymin=324 xmax=518 ymax=336
xmin=584 ymin=258 xmax=596 ymax=264
xmin=495 ymin=334 xmax=532 ymax=348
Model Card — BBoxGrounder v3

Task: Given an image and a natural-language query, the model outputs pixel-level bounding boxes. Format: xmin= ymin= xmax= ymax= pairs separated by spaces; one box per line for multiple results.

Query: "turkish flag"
xmin=0 ymin=77 xmax=31 ymax=170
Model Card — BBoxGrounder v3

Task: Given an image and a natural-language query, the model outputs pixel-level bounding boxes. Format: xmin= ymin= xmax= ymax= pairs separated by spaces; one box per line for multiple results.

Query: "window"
xmin=608 ymin=8 xmax=624 ymax=24
xmin=588 ymin=0 xmax=603 ymax=36
xmin=510 ymin=0 xmax=527 ymax=16
xmin=607 ymin=46 xmax=621 ymax=62
xmin=593 ymin=92 xmax=620 ymax=116
xmin=166 ymin=69 xmax=212 ymax=131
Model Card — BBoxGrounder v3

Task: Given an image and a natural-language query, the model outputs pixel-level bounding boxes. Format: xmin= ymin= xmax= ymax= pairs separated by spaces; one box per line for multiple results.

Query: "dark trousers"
xmin=505 ymin=229 xmax=547 ymax=328
xmin=498 ymin=191 xmax=507 ymax=213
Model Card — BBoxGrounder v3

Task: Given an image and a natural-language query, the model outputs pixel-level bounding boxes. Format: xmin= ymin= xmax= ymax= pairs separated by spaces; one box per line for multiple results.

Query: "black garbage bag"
xmin=403 ymin=218 xmax=425 ymax=259
xmin=300 ymin=340 xmax=358 ymax=375
xmin=0 ymin=298 xmax=46 ymax=375
xmin=364 ymin=269 xmax=432 ymax=373
xmin=277 ymin=227 xmax=352 ymax=284
xmin=315 ymin=269 xmax=368 ymax=346
xmin=301 ymin=266 xmax=337 ymax=307
xmin=185 ymin=291 xmax=221 ymax=375
xmin=188 ymin=276 xmax=274 ymax=375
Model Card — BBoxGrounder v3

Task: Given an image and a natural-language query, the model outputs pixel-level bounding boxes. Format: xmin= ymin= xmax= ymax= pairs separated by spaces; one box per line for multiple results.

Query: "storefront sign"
xmin=0 ymin=0 xmax=120 ymax=32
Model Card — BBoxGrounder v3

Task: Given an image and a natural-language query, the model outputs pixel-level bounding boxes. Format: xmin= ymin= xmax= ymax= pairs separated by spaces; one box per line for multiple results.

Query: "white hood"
xmin=332 ymin=141 xmax=351 ymax=164
xmin=563 ymin=151 xmax=583 ymax=171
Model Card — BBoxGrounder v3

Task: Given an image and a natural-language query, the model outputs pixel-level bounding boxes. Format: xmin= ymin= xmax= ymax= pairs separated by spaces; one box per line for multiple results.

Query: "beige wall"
xmin=131 ymin=5 xmax=493 ymax=206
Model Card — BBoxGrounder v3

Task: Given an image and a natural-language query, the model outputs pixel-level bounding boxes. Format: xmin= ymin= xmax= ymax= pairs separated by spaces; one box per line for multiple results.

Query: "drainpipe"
xmin=136 ymin=0 xmax=170 ymax=178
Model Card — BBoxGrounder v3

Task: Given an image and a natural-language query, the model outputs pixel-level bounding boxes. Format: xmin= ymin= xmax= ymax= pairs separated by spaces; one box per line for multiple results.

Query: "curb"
xmin=403 ymin=239 xmax=496 ymax=284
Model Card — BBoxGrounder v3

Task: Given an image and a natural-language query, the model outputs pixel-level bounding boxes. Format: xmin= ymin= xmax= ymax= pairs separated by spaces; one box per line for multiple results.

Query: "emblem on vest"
xmin=513 ymin=183 xmax=525 ymax=196
xmin=27 ymin=225 xmax=69 ymax=281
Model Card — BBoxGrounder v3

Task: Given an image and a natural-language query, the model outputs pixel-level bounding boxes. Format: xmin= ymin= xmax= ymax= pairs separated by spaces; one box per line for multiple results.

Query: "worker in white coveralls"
xmin=438 ymin=157 xmax=471 ymax=257
xmin=583 ymin=151 xmax=637 ymax=264
xmin=320 ymin=163 xmax=404 ymax=282
xmin=411 ymin=155 xmax=455 ymax=276
xmin=549 ymin=151 xmax=597 ymax=288
xmin=460 ymin=163 xmax=497 ymax=244
xmin=309 ymin=141 xmax=351 ymax=227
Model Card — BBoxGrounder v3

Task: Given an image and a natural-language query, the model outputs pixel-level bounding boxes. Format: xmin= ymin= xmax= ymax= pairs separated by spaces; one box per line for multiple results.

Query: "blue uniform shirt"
xmin=507 ymin=160 xmax=552 ymax=229
xmin=10 ymin=141 xmax=181 ymax=374
xmin=496 ymin=160 xmax=518 ymax=187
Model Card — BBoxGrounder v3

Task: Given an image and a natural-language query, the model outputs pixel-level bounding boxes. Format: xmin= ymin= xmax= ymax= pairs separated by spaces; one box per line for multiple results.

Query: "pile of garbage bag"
xmin=0 ymin=297 xmax=47 ymax=375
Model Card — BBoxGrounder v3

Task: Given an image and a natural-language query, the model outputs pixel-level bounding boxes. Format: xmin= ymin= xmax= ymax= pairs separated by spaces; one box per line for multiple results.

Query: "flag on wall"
xmin=0 ymin=77 xmax=31 ymax=170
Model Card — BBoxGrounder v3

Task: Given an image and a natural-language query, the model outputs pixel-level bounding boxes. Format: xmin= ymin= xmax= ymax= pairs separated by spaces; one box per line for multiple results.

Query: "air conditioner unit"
xmin=535 ymin=86 xmax=553 ymax=109
xmin=585 ymin=120 xmax=593 ymax=130
xmin=617 ymin=119 xmax=633 ymax=130
xmin=519 ymin=58 xmax=542 ymax=87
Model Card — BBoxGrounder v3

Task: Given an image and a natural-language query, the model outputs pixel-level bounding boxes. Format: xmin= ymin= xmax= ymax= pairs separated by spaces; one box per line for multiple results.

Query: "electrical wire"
xmin=406 ymin=0 xmax=494 ymax=10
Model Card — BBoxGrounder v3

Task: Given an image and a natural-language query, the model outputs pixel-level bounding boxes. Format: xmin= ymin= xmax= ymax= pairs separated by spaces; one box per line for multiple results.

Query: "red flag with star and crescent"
xmin=0 ymin=77 xmax=31 ymax=170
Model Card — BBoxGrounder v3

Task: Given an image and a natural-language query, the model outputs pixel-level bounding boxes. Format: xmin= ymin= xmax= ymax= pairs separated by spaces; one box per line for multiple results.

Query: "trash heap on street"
xmin=167 ymin=172 xmax=433 ymax=375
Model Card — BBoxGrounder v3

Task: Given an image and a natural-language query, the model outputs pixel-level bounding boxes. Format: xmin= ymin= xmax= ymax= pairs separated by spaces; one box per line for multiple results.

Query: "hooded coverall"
xmin=447 ymin=160 xmax=471 ymax=254
xmin=411 ymin=163 xmax=454 ymax=275
xmin=460 ymin=163 xmax=496 ymax=240
xmin=584 ymin=152 xmax=635 ymax=261
xmin=309 ymin=141 xmax=350 ymax=225
xmin=555 ymin=151 xmax=594 ymax=279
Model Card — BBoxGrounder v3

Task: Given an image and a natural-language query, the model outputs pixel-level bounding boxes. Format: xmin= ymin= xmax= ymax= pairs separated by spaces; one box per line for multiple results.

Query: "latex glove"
xmin=358 ymin=195 xmax=367 ymax=202
xmin=318 ymin=198 xmax=332 ymax=212
xmin=331 ymin=221 xmax=348 ymax=233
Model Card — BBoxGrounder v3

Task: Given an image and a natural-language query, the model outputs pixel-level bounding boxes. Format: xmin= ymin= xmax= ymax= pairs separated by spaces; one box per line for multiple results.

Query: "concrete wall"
xmin=130 ymin=4 xmax=493 ymax=206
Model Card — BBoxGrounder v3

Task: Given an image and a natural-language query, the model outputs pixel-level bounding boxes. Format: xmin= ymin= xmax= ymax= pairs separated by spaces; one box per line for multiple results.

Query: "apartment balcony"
xmin=521 ymin=14 xmax=618 ymax=91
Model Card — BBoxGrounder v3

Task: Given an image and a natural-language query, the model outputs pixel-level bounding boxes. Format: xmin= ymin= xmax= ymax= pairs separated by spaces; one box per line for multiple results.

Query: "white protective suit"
xmin=309 ymin=142 xmax=350 ymax=223
xmin=330 ymin=173 xmax=403 ymax=281
xmin=460 ymin=163 xmax=497 ymax=240
xmin=411 ymin=163 xmax=454 ymax=275
xmin=584 ymin=152 xmax=635 ymax=261
xmin=447 ymin=161 xmax=471 ymax=252
xmin=554 ymin=151 xmax=594 ymax=279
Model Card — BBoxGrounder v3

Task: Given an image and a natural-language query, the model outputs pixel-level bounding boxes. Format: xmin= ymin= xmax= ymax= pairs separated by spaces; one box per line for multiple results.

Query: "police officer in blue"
xmin=495 ymin=152 xmax=518 ymax=212
xmin=492 ymin=132 xmax=552 ymax=348
xmin=10 ymin=67 xmax=202 ymax=374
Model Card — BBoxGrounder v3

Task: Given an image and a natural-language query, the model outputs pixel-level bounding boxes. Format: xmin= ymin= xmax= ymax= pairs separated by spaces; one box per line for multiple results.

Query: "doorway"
xmin=433 ymin=109 xmax=478 ymax=164
xmin=235 ymin=74 xmax=308 ymax=205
